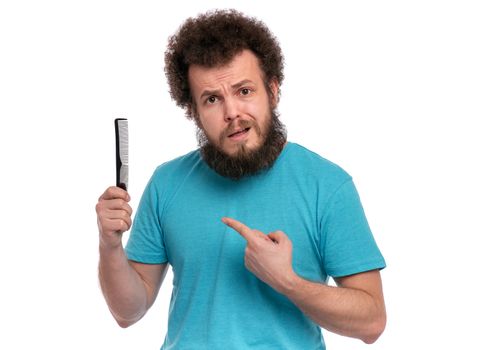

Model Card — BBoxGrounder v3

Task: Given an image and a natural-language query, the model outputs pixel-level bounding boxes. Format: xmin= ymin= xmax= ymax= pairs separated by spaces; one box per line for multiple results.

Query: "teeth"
xmin=229 ymin=127 xmax=250 ymax=137
xmin=231 ymin=129 xmax=244 ymax=136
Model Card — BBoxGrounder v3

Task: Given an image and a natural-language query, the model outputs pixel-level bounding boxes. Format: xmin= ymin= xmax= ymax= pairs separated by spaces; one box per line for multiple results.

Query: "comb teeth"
xmin=115 ymin=118 xmax=129 ymax=190
xmin=118 ymin=120 xmax=128 ymax=164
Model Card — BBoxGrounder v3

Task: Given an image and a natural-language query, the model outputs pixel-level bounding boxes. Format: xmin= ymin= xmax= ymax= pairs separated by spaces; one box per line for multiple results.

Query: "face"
xmin=188 ymin=50 xmax=279 ymax=157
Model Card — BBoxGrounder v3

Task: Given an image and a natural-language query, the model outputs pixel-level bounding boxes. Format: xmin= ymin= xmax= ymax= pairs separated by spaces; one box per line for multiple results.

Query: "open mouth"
xmin=228 ymin=127 xmax=251 ymax=138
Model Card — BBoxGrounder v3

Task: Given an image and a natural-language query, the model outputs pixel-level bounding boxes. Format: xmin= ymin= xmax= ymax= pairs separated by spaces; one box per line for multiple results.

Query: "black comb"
xmin=115 ymin=118 xmax=128 ymax=190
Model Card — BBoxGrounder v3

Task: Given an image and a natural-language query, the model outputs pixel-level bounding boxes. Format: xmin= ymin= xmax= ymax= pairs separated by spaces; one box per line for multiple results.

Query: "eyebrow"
xmin=199 ymin=79 xmax=255 ymax=100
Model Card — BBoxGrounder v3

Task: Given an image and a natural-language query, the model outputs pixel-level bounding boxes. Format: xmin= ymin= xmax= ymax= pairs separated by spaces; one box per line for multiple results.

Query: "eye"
xmin=206 ymin=96 xmax=218 ymax=104
xmin=240 ymin=88 xmax=251 ymax=96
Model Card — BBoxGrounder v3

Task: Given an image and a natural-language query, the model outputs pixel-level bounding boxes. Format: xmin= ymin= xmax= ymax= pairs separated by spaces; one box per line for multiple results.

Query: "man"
xmin=96 ymin=9 xmax=386 ymax=349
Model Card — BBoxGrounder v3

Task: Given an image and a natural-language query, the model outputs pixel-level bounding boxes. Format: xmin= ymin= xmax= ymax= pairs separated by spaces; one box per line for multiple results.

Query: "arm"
xmin=222 ymin=217 xmax=386 ymax=344
xmin=96 ymin=186 xmax=168 ymax=327
xmin=283 ymin=270 xmax=386 ymax=344
xmin=98 ymin=245 xmax=168 ymax=328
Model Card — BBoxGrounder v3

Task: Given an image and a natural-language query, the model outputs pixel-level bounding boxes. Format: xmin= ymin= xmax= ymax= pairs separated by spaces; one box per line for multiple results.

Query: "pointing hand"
xmin=222 ymin=217 xmax=297 ymax=294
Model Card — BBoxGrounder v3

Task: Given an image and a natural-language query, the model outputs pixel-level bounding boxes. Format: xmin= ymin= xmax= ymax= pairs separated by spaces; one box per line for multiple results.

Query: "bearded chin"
xmin=197 ymin=110 xmax=287 ymax=180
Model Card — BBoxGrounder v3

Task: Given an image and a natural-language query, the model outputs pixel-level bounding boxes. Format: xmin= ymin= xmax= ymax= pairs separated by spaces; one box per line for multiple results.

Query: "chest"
xmin=160 ymin=173 xmax=327 ymax=283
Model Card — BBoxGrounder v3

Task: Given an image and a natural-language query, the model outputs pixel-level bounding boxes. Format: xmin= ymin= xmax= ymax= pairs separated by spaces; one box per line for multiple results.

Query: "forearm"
xmin=220 ymin=218 xmax=386 ymax=342
xmin=283 ymin=274 xmax=386 ymax=343
xmin=98 ymin=243 xmax=148 ymax=327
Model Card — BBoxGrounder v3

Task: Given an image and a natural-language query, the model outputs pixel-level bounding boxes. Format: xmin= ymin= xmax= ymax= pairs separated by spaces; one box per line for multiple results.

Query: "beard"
xmin=197 ymin=109 xmax=287 ymax=180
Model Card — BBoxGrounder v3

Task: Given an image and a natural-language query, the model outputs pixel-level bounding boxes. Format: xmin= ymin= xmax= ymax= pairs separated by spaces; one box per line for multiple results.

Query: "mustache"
xmin=219 ymin=119 xmax=260 ymax=144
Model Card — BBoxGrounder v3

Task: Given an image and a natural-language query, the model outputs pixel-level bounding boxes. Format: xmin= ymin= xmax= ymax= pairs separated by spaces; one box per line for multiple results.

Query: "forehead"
xmin=188 ymin=50 xmax=264 ymax=92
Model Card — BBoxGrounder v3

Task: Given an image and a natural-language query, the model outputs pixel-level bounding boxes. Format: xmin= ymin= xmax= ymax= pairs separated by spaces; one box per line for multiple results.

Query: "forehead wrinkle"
xmin=189 ymin=50 xmax=263 ymax=100
xmin=200 ymin=70 xmax=239 ymax=88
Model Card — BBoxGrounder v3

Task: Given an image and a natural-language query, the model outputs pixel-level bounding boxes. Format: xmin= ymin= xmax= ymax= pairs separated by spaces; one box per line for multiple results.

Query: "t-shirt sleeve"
xmin=321 ymin=178 xmax=386 ymax=277
xmin=125 ymin=175 xmax=168 ymax=264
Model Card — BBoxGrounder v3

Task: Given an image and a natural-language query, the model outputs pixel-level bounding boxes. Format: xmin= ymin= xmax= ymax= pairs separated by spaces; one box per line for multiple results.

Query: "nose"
xmin=223 ymin=98 xmax=240 ymax=123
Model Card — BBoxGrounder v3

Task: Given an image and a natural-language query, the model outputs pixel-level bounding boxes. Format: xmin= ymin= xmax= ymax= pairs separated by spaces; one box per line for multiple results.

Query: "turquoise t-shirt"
xmin=125 ymin=142 xmax=386 ymax=349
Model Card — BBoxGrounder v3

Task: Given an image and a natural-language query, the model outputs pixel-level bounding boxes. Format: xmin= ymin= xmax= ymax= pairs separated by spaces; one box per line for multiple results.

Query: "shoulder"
xmin=284 ymin=142 xmax=352 ymax=185
xmin=151 ymin=149 xmax=201 ymax=181
xmin=138 ymin=149 xmax=203 ymax=211
xmin=143 ymin=149 xmax=203 ymax=199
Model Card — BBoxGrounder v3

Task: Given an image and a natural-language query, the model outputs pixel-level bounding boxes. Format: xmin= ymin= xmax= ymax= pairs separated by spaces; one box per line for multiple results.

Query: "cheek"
xmin=246 ymin=98 xmax=270 ymax=129
xmin=242 ymin=97 xmax=268 ymax=122
xmin=198 ymin=114 xmax=224 ymax=140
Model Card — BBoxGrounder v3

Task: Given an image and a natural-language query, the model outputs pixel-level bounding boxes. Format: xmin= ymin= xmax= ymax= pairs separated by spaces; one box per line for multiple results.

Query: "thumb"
xmin=267 ymin=230 xmax=289 ymax=244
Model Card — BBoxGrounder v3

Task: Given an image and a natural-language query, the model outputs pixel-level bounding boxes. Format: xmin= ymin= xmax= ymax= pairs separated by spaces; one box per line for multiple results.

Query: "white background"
xmin=1 ymin=1 xmax=489 ymax=349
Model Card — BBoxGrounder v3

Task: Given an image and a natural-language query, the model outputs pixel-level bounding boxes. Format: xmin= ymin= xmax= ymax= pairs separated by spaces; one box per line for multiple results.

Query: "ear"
xmin=268 ymin=78 xmax=279 ymax=108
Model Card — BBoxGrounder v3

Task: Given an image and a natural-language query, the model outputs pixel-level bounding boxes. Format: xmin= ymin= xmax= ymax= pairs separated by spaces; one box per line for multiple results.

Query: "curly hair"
xmin=164 ymin=9 xmax=284 ymax=120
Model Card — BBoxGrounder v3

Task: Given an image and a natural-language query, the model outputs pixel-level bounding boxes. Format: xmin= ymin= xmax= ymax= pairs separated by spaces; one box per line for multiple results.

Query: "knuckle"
xmin=103 ymin=187 xmax=113 ymax=199
xmin=245 ymin=246 xmax=256 ymax=256
xmin=106 ymin=186 xmax=121 ymax=199
xmin=98 ymin=190 xmax=107 ymax=201
xmin=249 ymin=241 xmax=259 ymax=249
xmin=95 ymin=201 xmax=105 ymax=214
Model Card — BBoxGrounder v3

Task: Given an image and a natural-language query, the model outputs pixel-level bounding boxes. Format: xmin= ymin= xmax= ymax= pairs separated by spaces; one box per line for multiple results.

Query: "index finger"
xmin=221 ymin=217 xmax=257 ymax=242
